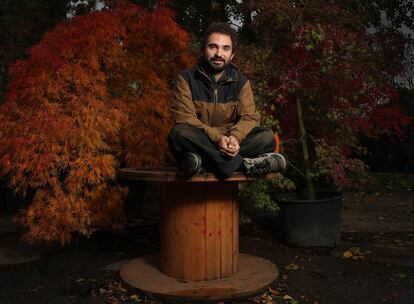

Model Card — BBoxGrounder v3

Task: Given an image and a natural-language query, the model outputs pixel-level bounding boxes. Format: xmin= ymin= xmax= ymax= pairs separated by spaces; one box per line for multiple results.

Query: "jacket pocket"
xmin=211 ymin=101 xmax=238 ymax=126
xmin=195 ymin=101 xmax=210 ymax=125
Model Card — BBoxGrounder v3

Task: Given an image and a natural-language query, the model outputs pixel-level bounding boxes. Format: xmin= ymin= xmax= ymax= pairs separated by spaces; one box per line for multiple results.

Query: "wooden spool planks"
xmin=160 ymin=181 xmax=239 ymax=281
xmin=118 ymin=167 xmax=280 ymax=283
xmin=118 ymin=167 xmax=279 ymax=182
xmin=120 ymin=253 xmax=279 ymax=302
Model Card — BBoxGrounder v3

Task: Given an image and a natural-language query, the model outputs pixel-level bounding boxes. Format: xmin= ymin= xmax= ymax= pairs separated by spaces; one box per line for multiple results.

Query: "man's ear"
xmin=230 ymin=53 xmax=234 ymax=61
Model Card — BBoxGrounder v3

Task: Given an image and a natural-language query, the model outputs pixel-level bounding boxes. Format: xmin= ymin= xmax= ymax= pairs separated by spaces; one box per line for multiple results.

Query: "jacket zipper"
xmin=197 ymin=67 xmax=235 ymax=103
xmin=199 ymin=69 xmax=218 ymax=103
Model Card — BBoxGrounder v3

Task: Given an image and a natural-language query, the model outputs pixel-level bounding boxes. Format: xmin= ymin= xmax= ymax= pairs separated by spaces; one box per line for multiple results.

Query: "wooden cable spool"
xmin=118 ymin=167 xmax=279 ymax=282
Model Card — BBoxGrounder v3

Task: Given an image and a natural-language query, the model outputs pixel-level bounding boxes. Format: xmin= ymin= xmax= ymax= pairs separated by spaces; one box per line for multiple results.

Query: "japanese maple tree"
xmin=0 ymin=2 xmax=193 ymax=243
xmin=240 ymin=0 xmax=412 ymax=199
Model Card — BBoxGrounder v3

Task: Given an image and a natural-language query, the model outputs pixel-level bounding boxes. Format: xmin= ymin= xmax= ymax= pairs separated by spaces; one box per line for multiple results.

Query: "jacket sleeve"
xmin=229 ymin=80 xmax=260 ymax=143
xmin=171 ymin=74 xmax=224 ymax=142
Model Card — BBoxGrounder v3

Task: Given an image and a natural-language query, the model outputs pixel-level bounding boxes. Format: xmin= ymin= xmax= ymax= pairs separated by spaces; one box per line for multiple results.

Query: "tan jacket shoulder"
xmin=171 ymin=75 xmax=225 ymax=142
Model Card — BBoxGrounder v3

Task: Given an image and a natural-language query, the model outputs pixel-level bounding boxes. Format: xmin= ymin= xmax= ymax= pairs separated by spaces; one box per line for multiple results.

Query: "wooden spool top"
xmin=118 ymin=167 xmax=279 ymax=182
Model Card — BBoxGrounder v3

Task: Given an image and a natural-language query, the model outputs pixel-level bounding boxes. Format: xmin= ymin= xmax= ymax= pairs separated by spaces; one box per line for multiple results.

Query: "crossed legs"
xmin=168 ymin=123 xmax=276 ymax=178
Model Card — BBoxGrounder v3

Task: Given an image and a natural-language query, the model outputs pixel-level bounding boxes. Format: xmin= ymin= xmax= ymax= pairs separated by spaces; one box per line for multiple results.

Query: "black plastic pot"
xmin=277 ymin=192 xmax=343 ymax=247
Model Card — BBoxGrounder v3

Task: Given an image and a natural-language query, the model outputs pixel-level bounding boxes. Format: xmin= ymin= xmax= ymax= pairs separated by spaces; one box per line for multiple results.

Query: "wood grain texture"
xmin=118 ymin=167 xmax=279 ymax=182
xmin=232 ymin=185 xmax=239 ymax=274
xmin=120 ymin=253 xmax=279 ymax=302
xmin=160 ymin=183 xmax=181 ymax=277
xmin=205 ymin=185 xmax=221 ymax=280
xmin=160 ymin=182 xmax=206 ymax=281
xmin=219 ymin=183 xmax=234 ymax=277
xmin=160 ymin=181 xmax=239 ymax=281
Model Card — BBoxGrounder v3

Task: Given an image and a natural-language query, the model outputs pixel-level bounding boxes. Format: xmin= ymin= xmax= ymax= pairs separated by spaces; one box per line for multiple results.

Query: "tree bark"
xmin=296 ymin=97 xmax=316 ymax=200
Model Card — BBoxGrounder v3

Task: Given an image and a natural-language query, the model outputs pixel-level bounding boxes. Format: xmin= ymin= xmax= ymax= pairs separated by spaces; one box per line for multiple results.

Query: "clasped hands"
xmin=218 ymin=135 xmax=240 ymax=157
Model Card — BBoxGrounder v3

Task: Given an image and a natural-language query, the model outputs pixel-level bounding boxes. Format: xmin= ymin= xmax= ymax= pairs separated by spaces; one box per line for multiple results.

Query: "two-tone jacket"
xmin=171 ymin=62 xmax=260 ymax=143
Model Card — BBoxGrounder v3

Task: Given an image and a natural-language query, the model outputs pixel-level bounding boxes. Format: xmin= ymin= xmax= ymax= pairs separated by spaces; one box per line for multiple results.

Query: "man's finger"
xmin=224 ymin=150 xmax=239 ymax=157
xmin=221 ymin=147 xmax=239 ymax=156
xmin=220 ymin=147 xmax=233 ymax=154
xmin=221 ymin=146 xmax=237 ymax=153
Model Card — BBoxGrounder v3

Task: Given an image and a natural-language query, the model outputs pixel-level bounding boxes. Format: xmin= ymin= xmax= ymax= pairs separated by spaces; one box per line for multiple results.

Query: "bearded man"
xmin=168 ymin=23 xmax=286 ymax=178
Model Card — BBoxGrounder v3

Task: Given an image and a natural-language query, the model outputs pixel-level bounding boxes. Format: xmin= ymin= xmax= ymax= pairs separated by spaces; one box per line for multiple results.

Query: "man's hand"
xmin=218 ymin=135 xmax=240 ymax=157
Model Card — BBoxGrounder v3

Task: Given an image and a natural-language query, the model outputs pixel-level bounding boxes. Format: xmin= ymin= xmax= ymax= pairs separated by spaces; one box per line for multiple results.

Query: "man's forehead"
xmin=206 ymin=33 xmax=232 ymax=46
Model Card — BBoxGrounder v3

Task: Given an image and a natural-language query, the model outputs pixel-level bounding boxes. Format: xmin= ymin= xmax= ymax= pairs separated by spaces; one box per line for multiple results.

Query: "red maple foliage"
xmin=0 ymin=2 xmax=193 ymax=243
xmin=240 ymin=0 xmax=412 ymax=192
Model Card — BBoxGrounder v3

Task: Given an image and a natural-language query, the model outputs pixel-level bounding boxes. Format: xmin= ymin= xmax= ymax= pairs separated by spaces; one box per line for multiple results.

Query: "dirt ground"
xmin=0 ymin=173 xmax=413 ymax=304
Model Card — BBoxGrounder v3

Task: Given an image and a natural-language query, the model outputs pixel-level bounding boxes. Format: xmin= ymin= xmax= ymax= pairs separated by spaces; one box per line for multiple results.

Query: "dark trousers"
xmin=168 ymin=123 xmax=276 ymax=178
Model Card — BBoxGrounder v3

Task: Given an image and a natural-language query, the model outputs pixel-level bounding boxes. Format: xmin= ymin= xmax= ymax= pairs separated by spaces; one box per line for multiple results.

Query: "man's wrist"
xmin=217 ymin=135 xmax=228 ymax=142
xmin=229 ymin=134 xmax=238 ymax=142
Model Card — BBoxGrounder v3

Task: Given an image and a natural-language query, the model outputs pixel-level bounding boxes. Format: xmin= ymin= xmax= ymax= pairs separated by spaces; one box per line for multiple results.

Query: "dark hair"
xmin=201 ymin=23 xmax=237 ymax=53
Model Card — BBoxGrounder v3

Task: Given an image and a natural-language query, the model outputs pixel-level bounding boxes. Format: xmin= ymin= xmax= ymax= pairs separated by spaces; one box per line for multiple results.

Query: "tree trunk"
xmin=296 ymin=97 xmax=316 ymax=200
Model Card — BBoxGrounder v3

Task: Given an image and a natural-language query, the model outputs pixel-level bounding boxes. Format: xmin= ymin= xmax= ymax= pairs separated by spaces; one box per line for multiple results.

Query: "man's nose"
xmin=216 ymin=47 xmax=223 ymax=57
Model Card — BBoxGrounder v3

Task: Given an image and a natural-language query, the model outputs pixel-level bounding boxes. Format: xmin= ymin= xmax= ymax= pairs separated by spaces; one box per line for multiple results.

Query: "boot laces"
xmin=251 ymin=159 xmax=271 ymax=177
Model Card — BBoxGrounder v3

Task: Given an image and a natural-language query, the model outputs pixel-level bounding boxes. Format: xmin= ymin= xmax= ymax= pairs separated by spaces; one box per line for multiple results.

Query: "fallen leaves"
xmin=283 ymin=294 xmax=296 ymax=301
xmin=252 ymin=287 xmax=298 ymax=304
xmin=284 ymin=263 xmax=301 ymax=270
xmin=342 ymin=247 xmax=372 ymax=260
xmin=91 ymin=280 xmax=152 ymax=303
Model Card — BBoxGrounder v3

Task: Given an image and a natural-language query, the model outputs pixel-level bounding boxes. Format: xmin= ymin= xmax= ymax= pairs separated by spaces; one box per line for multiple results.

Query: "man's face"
xmin=203 ymin=33 xmax=234 ymax=73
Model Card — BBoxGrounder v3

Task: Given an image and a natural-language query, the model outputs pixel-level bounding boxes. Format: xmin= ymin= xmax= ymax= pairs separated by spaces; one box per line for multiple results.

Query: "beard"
xmin=203 ymin=55 xmax=230 ymax=74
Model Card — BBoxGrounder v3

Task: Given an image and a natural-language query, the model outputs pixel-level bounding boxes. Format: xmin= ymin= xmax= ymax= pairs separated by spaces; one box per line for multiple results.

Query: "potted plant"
xmin=239 ymin=0 xmax=411 ymax=246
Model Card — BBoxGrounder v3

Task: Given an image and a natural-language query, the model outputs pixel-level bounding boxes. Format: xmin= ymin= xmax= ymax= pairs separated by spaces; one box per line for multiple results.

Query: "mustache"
xmin=210 ymin=56 xmax=225 ymax=63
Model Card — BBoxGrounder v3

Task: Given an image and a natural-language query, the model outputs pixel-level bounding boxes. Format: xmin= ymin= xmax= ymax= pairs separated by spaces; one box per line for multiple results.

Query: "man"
xmin=168 ymin=22 xmax=286 ymax=178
